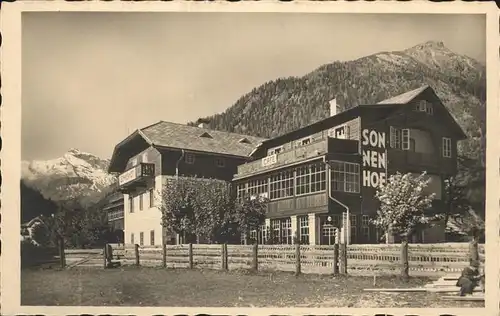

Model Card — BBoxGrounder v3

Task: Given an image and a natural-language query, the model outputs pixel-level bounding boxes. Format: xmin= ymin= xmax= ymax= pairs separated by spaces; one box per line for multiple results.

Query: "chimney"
xmin=329 ymin=98 xmax=341 ymax=117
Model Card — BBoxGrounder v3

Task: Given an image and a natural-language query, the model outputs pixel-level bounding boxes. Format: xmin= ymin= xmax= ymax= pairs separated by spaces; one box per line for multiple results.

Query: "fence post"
xmin=469 ymin=237 xmax=479 ymax=263
xmin=58 ymin=237 xmax=66 ymax=269
xmin=134 ymin=244 xmax=140 ymax=266
xmin=188 ymin=243 xmax=194 ymax=269
xmin=295 ymin=243 xmax=301 ymax=276
xmin=103 ymin=244 xmax=108 ymax=269
xmin=252 ymin=243 xmax=258 ymax=272
xmin=339 ymin=243 xmax=347 ymax=274
xmin=401 ymin=240 xmax=409 ymax=280
xmin=225 ymin=243 xmax=229 ymax=270
xmin=221 ymin=244 xmax=225 ymax=270
xmin=162 ymin=243 xmax=167 ymax=268
xmin=333 ymin=243 xmax=339 ymax=275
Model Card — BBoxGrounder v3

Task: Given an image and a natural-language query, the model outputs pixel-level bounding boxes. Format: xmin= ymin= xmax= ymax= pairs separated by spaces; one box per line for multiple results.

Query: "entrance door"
xmin=321 ymin=225 xmax=336 ymax=245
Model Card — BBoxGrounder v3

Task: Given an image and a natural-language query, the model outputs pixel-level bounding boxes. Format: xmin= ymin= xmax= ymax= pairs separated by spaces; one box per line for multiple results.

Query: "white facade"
xmin=124 ymin=175 xmax=163 ymax=246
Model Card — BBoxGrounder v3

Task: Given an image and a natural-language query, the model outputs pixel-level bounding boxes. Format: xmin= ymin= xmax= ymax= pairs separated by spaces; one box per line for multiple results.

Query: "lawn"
xmin=21 ymin=267 xmax=484 ymax=308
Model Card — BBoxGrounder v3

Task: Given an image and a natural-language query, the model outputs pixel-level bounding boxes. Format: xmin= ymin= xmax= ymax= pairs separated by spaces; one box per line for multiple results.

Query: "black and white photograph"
xmin=1 ymin=2 xmax=498 ymax=315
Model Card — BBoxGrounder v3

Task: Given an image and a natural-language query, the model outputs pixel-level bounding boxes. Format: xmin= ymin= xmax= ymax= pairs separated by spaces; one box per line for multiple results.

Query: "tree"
xmin=371 ymin=172 xmax=437 ymax=241
xmin=232 ymin=196 xmax=268 ymax=244
xmin=20 ymin=181 xmax=58 ymax=223
xmin=442 ymin=176 xmax=471 ymax=228
xmin=159 ymin=176 xmax=268 ymax=244
xmin=46 ymin=200 xmax=109 ymax=248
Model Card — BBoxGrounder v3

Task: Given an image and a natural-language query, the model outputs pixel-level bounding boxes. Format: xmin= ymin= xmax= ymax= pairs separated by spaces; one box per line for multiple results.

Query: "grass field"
xmin=21 ymin=267 xmax=484 ymax=308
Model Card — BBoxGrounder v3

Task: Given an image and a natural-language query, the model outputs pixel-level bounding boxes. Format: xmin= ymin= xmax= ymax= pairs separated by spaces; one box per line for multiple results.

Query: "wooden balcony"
xmin=236 ymin=139 xmax=328 ymax=178
xmin=118 ymin=163 xmax=155 ymax=193
xmin=107 ymin=209 xmax=124 ymax=221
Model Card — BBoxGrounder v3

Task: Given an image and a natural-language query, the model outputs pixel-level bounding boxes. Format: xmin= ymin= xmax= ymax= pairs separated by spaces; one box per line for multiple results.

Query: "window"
xmin=249 ymin=230 xmax=257 ymax=244
xmin=185 ymin=153 xmax=195 ymax=164
xmin=131 ymin=233 xmax=135 ymax=244
xmin=150 ymin=230 xmax=155 ymax=246
xmin=295 ymin=163 xmax=326 ymax=196
xmin=215 ymin=157 xmax=225 ymax=168
xmin=350 ymin=215 xmax=357 ymax=244
xmin=415 ymin=100 xmax=433 ymax=115
xmin=362 ymin=215 xmax=370 ymax=242
xmin=236 ymin=183 xmax=247 ymax=200
xmin=296 ymin=165 xmax=311 ymax=195
xmin=298 ymin=216 xmax=309 ymax=244
xmin=271 ymin=220 xmax=281 ymax=244
xmin=426 ymin=105 xmax=434 ymax=115
xmin=139 ymin=232 xmax=144 ymax=246
xmin=310 ymin=163 xmax=327 ymax=193
xmin=240 ymin=232 xmax=247 ymax=245
xmin=268 ymin=146 xmax=283 ymax=156
xmin=281 ymin=218 xmax=292 ymax=244
xmin=149 ymin=189 xmax=155 ymax=207
xmin=258 ymin=224 xmax=268 ymax=245
xmin=296 ymin=137 xmax=311 ymax=147
xmin=270 ymin=170 xmax=294 ymax=200
xmin=248 ymin=178 xmax=268 ymax=199
xmin=402 ymin=129 xmax=410 ymax=150
xmin=442 ymin=137 xmax=452 ymax=158
xmin=129 ymin=196 xmax=134 ymax=213
xmin=390 ymin=127 xmax=410 ymax=150
xmin=331 ymin=161 xmax=360 ymax=193
xmin=139 ymin=194 xmax=144 ymax=211
xmin=362 ymin=215 xmax=369 ymax=226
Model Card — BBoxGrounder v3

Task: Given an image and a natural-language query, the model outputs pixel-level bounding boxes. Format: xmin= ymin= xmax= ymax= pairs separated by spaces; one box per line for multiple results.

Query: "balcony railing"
xmin=108 ymin=209 xmax=124 ymax=221
xmin=118 ymin=163 xmax=155 ymax=188
xmin=236 ymin=139 xmax=329 ymax=177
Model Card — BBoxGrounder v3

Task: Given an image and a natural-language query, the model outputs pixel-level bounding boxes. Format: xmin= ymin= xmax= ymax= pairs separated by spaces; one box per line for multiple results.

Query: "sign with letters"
xmin=262 ymin=154 xmax=277 ymax=167
xmin=119 ymin=167 xmax=138 ymax=186
xmin=361 ymin=129 xmax=387 ymax=188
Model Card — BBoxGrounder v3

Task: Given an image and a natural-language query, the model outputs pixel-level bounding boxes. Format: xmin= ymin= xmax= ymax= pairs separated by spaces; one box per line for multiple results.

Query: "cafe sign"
xmin=262 ymin=154 xmax=277 ymax=167
xmin=119 ymin=167 xmax=138 ymax=186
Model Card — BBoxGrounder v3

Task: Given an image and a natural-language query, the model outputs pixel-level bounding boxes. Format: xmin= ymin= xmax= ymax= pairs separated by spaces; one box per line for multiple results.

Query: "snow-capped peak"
xmin=21 ymin=148 xmax=117 ymax=207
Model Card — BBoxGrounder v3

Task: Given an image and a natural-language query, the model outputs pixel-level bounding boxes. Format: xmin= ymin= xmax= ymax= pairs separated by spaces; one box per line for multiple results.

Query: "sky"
xmin=22 ymin=12 xmax=486 ymax=161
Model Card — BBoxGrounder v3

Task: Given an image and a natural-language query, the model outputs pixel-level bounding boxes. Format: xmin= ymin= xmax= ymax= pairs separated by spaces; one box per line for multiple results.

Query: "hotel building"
xmin=107 ymin=120 xmax=266 ymax=246
xmin=233 ymin=85 xmax=466 ymax=245
xmin=107 ymin=85 xmax=466 ymax=245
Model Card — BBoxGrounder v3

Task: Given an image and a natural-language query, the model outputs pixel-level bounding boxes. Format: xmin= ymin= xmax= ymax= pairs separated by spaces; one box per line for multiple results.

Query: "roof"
xmin=140 ymin=121 xmax=267 ymax=157
xmin=377 ymin=85 xmax=430 ymax=105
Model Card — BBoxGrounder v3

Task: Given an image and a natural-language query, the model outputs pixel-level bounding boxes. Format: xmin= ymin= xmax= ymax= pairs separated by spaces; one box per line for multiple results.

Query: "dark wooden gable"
xmin=406 ymin=87 xmax=467 ymax=140
xmin=108 ymin=130 xmax=152 ymax=173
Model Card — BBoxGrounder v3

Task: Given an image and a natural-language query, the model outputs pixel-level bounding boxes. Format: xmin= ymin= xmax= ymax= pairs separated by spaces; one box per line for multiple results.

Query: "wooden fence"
xmin=100 ymin=242 xmax=484 ymax=277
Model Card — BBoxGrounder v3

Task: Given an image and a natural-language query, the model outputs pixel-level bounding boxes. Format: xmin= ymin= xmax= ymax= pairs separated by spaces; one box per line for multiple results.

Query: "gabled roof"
xmin=251 ymin=85 xmax=467 ymax=155
xmin=377 ymin=85 xmax=430 ymax=105
xmin=376 ymin=85 xmax=467 ymax=139
xmin=141 ymin=121 xmax=267 ymax=157
xmin=109 ymin=121 xmax=267 ymax=173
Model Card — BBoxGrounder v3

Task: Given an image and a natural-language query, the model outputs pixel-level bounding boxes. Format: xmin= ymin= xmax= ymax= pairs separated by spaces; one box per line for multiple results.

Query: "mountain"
xmin=21 ymin=148 xmax=118 ymax=208
xmin=190 ymin=40 xmax=486 ymax=164
xmin=190 ymin=40 xmax=486 ymax=216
